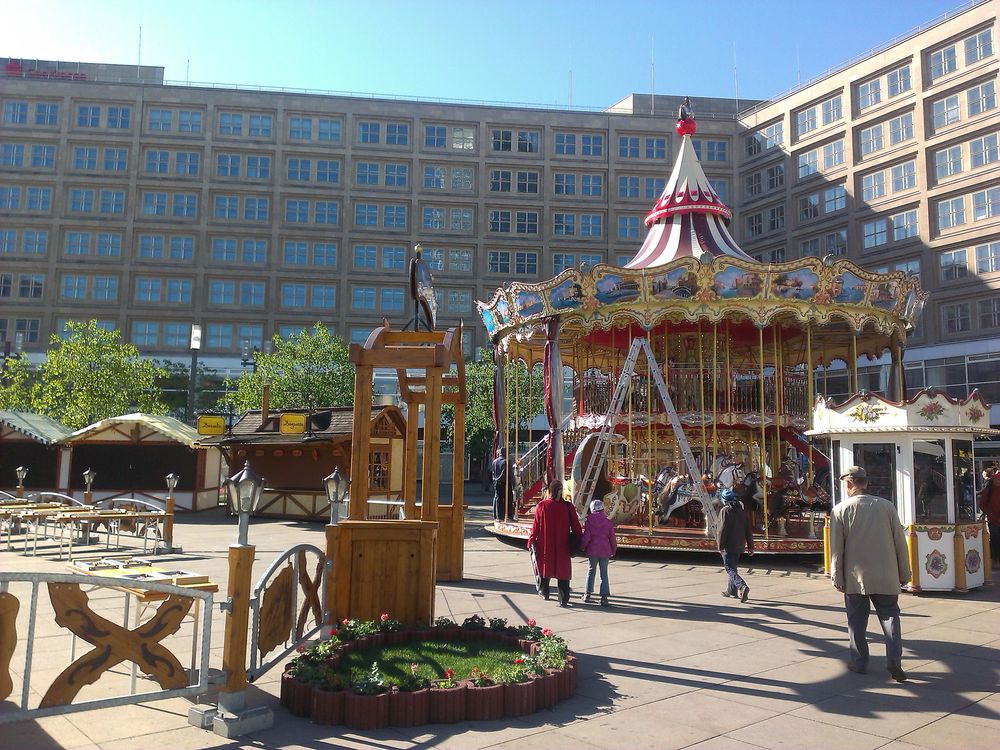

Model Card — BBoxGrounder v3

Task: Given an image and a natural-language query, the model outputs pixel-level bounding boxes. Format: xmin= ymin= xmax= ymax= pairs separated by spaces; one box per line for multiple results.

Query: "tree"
xmin=0 ymin=356 xmax=34 ymax=411
xmin=443 ymin=347 xmax=544 ymax=460
xmin=226 ymin=323 xmax=354 ymax=412
xmin=25 ymin=320 xmax=169 ymax=429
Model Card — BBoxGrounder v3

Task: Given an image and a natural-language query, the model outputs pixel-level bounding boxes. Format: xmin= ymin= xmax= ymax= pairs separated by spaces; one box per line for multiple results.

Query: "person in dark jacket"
xmin=716 ymin=487 xmax=754 ymax=602
xmin=580 ymin=498 xmax=617 ymax=606
xmin=527 ymin=480 xmax=583 ymax=607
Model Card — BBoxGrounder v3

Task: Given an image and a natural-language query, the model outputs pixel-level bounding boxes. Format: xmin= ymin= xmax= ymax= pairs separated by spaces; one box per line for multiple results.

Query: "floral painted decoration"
xmin=965 ymin=549 xmax=981 ymax=575
xmin=925 ymin=549 xmax=948 ymax=579
xmin=927 ymin=527 xmax=943 ymax=541
xmin=918 ymin=401 xmax=945 ymax=421
xmin=967 ymin=406 xmax=985 ymax=422
xmin=849 ymin=403 xmax=886 ymax=423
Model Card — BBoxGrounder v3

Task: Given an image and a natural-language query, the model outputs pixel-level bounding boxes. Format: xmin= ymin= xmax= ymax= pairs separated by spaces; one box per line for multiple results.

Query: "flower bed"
xmin=280 ymin=615 xmax=576 ymax=728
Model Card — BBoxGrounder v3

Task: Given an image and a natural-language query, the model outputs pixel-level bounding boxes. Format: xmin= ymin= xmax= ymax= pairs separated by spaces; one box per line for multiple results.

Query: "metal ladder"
xmin=574 ymin=336 xmax=720 ymax=534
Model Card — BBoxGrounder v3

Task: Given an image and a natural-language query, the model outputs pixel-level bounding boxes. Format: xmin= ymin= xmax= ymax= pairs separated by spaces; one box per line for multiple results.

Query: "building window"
xmin=618 ymin=216 xmax=640 ymax=239
xmin=891 ymin=161 xmax=916 ymax=192
xmin=132 ymin=322 xmax=158 ymax=346
xmin=248 ymin=114 xmax=272 ymax=137
xmin=618 ymin=136 xmax=639 ymax=158
xmin=968 ymin=81 xmax=996 ymax=117
xmin=581 ymin=174 xmax=602 ymax=197
xmin=448 ymin=249 xmax=472 ymax=272
xmin=930 ymin=45 xmax=957 ymax=79
xmin=799 ymin=193 xmax=820 ymax=221
xmin=555 ymin=133 xmax=576 ymax=155
xmin=767 ymin=205 xmax=784 ymax=232
xmin=312 ymin=285 xmax=336 ymax=309
xmin=745 ymin=173 xmax=763 ymax=199
xmin=317 ymin=159 xmax=339 ymax=183
xmin=148 ymin=109 xmax=172 ymax=131
xmin=971 ymin=133 xmax=998 ymax=168
xmin=383 ymin=204 xmax=406 ymax=228
xmin=645 ymin=137 xmax=666 ymax=159
xmin=979 ymin=298 xmax=1000 ymax=329
xmin=23 ymin=230 xmax=48 ymax=254
xmin=858 ymin=79 xmax=881 ymax=109
xmin=514 ymin=251 xmax=537 ymax=275
xmin=451 ymin=167 xmax=473 ymax=191
xmin=488 ymin=250 xmax=510 ymax=274
xmin=975 ymin=241 xmax=1000 ymax=273
xmin=862 ymin=172 xmax=886 ymax=201
xmin=172 ymin=193 xmax=196 ymax=217
xmin=241 ymin=239 xmax=266 ymax=264
xmin=554 ymin=173 xmax=575 ymax=195
xmin=451 ymin=126 xmax=474 ymax=150
xmin=382 ymin=246 xmax=405 ymax=269
xmin=219 ymin=112 xmax=243 ymax=135
xmin=939 ymin=248 xmax=968 ymax=281
xmin=318 ymin=118 xmax=341 ymax=143
xmin=92 ymin=276 xmax=118 ymax=302
xmin=972 ymin=187 xmax=1000 ymax=220
xmin=99 ymin=189 xmax=125 ymax=214
xmin=238 ymin=281 xmax=264 ymax=306
xmin=139 ymin=235 xmax=164 ymax=258
xmin=891 ymin=210 xmax=918 ymax=241
xmin=356 ymin=161 xmax=379 ymax=185
xmin=244 ymin=197 xmax=268 ymax=221
xmin=384 ymin=163 xmax=408 ymax=187
xmin=3 ymin=101 xmax=27 ymax=124
xmin=30 ymin=144 xmax=55 ymax=168
xmin=26 ymin=187 xmax=52 ymax=211
xmin=60 ymin=275 xmax=86 ymax=300
xmin=385 ymin=123 xmax=408 ymax=145
xmin=176 ymin=151 xmax=200 ymax=175
xmin=491 ymin=129 xmax=512 ymax=152
xmin=352 ymin=286 xmax=376 ymax=309
xmin=553 ymin=253 xmax=575 ymax=274
xmin=823 ymin=140 xmax=844 ymax=168
xmin=580 ymin=214 xmax=602 ymax=237
xmin=283 ymin=241 xmax=308 ymax=265
xmin=516 ymin=170 xmax=538 ymax=194
xmin=178 ymin=110 xmax=202 ymax=133
xmin=381 ymin=287 xmax=404 ymax=311
xmin=935 ymin=145 xmax=963 ymax=179
xmin=766 ymin=164 xmax=784 ymax=191
xmin=106 ymin=106 xmax=130 ymax=129
xmin=746 ymin=213 xmax=763 ymax=237
xmin=353 ymin=245 xmax=377 ymax=269
xmin=424 ymin=125 xmax=446 ymax=148
xmin=76 ymin=105 xmax=99 ymax=127
xmin=886 ymin=66 xmax=911 ymax=98
xmin=932 ymin=95 xmax=961 ymax=129
xmin=797 ymin=107 xmax=817 ymax=136
xmin=797 ymin=150 xmax=818 ymax=178
xmin=941 ymin=302 xmax=971 ymax=333
xmin=581 ymin=134 xmax=603 ymax=156
xmin=313 ymin=243 xmax=337 ymax=266
xmin=644 ymin=177 xmax=665 ymax=199
xmin=135 ymin=277 xmax=161 ymax=303
xmin=315 ymin=200 xmax=337 ymax=225
xmin=289 ymin=116 xmax=312 ymax=140
xmin=517 ymin=130 xmax=539 ymax=153
xmin=937 ymin=197 xmax=966 ymax=229
xmin=355 ymin=202 xmax=378 ymax=226
xmin=516 ymin=210 xmax=538 ymax=234
xmin=490 ymin=169 xmax=511 ymax=192
xmin=288 ymin=158 xmax=311 ymax=181
xmin=489 ymin=210 xmax=511 ymax=233
xmin=888 ymin=113 xmax=913 ymax=144
xmin=170 ymin=236 xmax=193 ymax=260
xmin=860 ymin=124 xmax=883 ymax=156
xmin=709 ymin=179 xmax=728 ymax=201
xmin=145 ymin=150 xmax=168 ymax=173
xmin=965 ymin=29 xmax=993 ymax=64
xmin=281 ymin=283 xmax=306 ymax=308
xmin=618 ymin=175 xmax=639 ymax=198
xmin=554 ymin=213 xmax=576 ymax=236
xmin=862 ymin=218 xmax=887 ymax=248
xmin=450 ymin=207 xmax=473 ymax=231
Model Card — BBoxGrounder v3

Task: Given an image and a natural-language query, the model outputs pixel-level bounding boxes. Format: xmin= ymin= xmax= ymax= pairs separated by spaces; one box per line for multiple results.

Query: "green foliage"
xmin=434 ymin=616 xmax=457 ymax=628
xmin=487 ymin=617 xmax=509 ymax=632
xmin=461 ymin=614 xmax=486 ymax=630
xmin=378 ymin=613 xmax=403 ymax=633
xmin=395 ymin=663 xmax=428 ymax=692
xmin=336 ymin=640 xmax=522 ymax=686
xmin=1 ymin=320 xmax=169 ymax=429
xmin=535 ymin=635 xmax=568 ymax=669
xmin=226 ymin=324 xmax=353 ymax=412
xmin=352 ymin=662 xmax=386 ymax=695
xmin=0 ymin=357 xmax=34 ymax=411
xmin=492 ymin=657 xmax=531 ymax=684
xmin=467 ymin=666 xmax=493 ymax=687
xmin=442 ymin=348 xmax=544 ymax=460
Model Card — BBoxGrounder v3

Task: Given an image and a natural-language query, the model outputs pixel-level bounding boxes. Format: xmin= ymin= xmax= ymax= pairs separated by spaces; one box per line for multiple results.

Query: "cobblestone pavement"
xmin=1 ymin=495 xmax=997 ymax=750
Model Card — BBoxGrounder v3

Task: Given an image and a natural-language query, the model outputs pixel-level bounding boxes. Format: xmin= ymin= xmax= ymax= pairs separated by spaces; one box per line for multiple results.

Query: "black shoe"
xmin=559 ymin=600 xmax=571 ymax=608
xmin=740 ymin=586 xmax=750 ymax=603
xmin=600 ymin=596 xmax=608 ymax=607
xmin=583 ymin=594 xmax=592 ymax=603
xmin=888 ymin=665 xmax=907 ymax=682
xmin=847 ymin=663 xmax=867 ymax=675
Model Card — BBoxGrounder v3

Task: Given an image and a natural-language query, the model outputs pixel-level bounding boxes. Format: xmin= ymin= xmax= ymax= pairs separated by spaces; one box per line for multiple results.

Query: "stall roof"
xmin=64 ymin=413 xmax=202 ymax=447
xmin=199 ymin=405 xmax=406 ymax=446
xmin=0 ymin=411 xmax=73 ymax=445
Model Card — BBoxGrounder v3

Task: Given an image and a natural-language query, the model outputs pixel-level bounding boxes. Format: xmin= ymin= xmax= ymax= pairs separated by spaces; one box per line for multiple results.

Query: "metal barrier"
xmin=0 ymin=571 xmax=213 ymax=724
xmin=246 ymin=544 xmax=327 ymax=684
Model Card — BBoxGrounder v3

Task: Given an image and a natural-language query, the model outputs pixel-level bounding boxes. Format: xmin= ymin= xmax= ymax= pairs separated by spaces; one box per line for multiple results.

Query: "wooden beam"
xmin=349 ymin=365 xmax=373 ymax=520
xmin=420 ymin=367 xmax=443 ymax=522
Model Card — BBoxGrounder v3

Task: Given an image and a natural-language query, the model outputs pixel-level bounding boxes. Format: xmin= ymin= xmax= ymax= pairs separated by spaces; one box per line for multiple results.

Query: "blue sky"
xmin=1 ymin=0 xmax=967 ymax=107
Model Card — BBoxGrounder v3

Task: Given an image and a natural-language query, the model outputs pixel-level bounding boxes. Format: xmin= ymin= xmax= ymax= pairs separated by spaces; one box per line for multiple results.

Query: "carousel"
xmin=479 ymin=101 xmax=931 ymax=553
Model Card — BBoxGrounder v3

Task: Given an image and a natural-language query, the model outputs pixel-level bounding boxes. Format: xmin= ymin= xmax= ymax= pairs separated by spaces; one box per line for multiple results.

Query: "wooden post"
xmin=403 ymin=396 xmax=419 ymax=520
xmin=823 ymin=515 xmax=831 ymax=575
xmin=953 ymin=526 xmax=967 ymax=592
xmin=906 ymin=525 xmax=920 ymax=592
xmin=421 ymin=364 xmax=443 ymax=522
xmin=449 ymin=399 xmax=466 ymax=579
xmin=163 ymin=495 xmax=175 ymax=551
xmin=349 ymin=363 xmax=373 ymax=521
xmin=323 ymin=524 xmax=339 ymax=625
xmin=759 ymin=324 xmax=768 ymax=539
xmin=15 ymin=485 xmax=23 ymax=499
xmin=221 ymin=543 xmax=255 ymax=695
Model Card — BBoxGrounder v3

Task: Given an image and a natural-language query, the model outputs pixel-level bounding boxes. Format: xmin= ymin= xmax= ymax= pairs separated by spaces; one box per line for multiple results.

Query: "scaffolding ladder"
xmin=573 ymin=336 xmax=720 ymax=534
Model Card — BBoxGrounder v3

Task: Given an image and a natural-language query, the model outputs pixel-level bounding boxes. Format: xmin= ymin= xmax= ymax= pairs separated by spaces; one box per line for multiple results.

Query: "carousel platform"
xmin=486 ymin=513 xmax=825 ymax=554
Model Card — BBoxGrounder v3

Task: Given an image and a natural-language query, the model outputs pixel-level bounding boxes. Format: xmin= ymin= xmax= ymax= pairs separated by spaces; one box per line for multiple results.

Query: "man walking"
xmin=716 ymin=488 xmax=754 ymax=602
xmin=830 ymin=466 xmax=911 ymax=682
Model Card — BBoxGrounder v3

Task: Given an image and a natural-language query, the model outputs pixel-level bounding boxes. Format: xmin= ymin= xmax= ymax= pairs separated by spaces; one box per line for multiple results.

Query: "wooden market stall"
xmin=809 ymin=389 xmax=998 ymax=592
xmin=200 ymin=405 xmax=407 ymax=521
xmin=0 ymin=411 xmax=72 ymax=494
xmin=60 ymin=413 xmax=221 ymax=511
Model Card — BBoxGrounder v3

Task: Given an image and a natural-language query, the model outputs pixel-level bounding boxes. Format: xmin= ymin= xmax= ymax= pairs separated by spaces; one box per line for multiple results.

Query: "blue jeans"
xmin=845 ymin=593 xmax=902 ymax=670
xmin=720 ymin=550 xmax=747 ymax=595
xmin=586 ymin=557 xmax=610 ymax=597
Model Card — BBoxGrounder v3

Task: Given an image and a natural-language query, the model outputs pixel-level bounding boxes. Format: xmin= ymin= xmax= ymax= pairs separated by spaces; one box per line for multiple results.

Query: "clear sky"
xmin=1 ymin=0 xmax=970 ymax=108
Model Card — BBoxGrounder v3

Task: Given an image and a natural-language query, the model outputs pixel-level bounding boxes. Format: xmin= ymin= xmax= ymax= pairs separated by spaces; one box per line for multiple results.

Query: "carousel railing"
xmin=581 ymin=367 xmax=807 ymax=422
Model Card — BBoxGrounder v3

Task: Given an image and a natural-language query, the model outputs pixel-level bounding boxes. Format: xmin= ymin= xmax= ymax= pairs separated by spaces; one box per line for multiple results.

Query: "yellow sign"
xmin=280 ymin=413 xmax=306 ymax=434
xmin=197 ymin=415 xmax=225 ymax=436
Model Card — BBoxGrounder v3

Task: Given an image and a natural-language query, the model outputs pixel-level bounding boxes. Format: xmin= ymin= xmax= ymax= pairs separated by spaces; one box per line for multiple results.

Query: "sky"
xmin=0 ymin=0 xmax=970 ymax=108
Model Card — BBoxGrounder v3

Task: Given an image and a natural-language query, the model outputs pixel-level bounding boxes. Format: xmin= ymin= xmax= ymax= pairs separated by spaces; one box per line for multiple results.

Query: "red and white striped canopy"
xmin=625 ymin=135 xmax=755 ymax=269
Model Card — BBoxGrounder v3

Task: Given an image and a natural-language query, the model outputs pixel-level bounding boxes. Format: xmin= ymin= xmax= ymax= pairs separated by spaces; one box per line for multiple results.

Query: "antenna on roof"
xmin=732 ymin=42 xmax=740 ymax=114
xmin=137 ymin=26 xmax=142 ymax=79
xmin=796 ymin=44 xmax=801 ymax=86
xmin=650 ymin=34 xmax=655 ymax=115
xmin=568 ymin=69 xmax=572 ymax=110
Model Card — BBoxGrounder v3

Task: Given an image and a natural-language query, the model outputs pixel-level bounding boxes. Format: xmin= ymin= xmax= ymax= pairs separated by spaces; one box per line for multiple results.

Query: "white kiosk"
xmin=810 ymin=389 xmax=997 ymax=593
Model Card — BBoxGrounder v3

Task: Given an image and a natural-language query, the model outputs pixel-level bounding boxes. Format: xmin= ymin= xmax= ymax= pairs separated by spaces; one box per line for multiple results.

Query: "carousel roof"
xmin=625 ymin=103 xmax=754 ymax=269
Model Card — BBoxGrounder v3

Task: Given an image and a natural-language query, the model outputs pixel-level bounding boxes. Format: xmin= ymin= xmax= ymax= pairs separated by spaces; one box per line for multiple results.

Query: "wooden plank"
xmin=349 ymin=365 xmax=373 ymax=520
xmin=257 ymin=564 xmax=293 ymax=660
xmin=420 ymin=367 xmax=443 ymax=522
xmin=403 ymin=399 xmax=419 ymax=519
xmin=0 ymin=591 xmax=17 ymax=701
xmin=221 ymin=544 xmax=255 ymax=694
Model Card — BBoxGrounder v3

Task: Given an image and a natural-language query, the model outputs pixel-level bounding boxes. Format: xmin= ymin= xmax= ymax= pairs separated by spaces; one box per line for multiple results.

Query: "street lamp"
xmin=225 ymin=461 xmax=264 ymax=546
xmin=82 ymin=467 xmax=96 ymax=505
xmin=1 ymin=330 xmax=24 ymax=370
xmin=241 ymin=339 xmax=272 ymax=372
xmin=187 ymin=324 xmax=202 ymax=424
xmin=323 ymin=467 xmax=350 ymax=525
xmin=164 ymin=472 xmax=180 ymax=551
xmin=15 ymin=465 xmax=27 ymax=498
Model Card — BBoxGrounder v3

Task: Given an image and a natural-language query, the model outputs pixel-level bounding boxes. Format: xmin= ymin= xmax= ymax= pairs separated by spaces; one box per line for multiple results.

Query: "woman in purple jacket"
xmin=580 ymin=498 xmax=617 ymax=606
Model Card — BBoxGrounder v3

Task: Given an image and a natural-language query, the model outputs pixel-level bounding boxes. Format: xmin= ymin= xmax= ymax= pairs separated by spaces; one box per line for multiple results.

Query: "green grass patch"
xmin=338 ymin=640 xmax=523 ymax=685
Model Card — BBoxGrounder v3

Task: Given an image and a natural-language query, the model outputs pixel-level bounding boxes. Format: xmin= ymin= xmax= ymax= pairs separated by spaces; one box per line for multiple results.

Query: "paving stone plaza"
xmin=1 ymin=496 xmax=997 ymax=750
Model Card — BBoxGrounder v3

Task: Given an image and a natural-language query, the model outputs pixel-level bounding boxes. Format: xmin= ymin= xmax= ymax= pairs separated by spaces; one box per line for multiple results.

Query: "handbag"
xmin=566 ymin=502 xmax=581 ymax=555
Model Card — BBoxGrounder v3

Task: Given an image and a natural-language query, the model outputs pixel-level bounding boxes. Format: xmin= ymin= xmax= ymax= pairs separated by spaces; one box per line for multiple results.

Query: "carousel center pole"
xmin=806 ymin=323 xmax=817 ymax=539
xmin=697 ymin=321 xmax=707 ymax=475
xmin=759 ymin=324 xmax=768 ymax=540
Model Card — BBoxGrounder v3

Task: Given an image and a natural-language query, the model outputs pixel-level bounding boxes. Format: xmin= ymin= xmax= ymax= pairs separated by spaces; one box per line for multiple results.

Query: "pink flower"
xmin=342 ymin=618 xmax=349 ymax=625
xmin=410 ymin=663 xmax=418 ymax=675
xmin=295 ymin=643 xmax=305 ymax=653
xmin=542 ymin=628 xmax=553 ymax=637
xmin=527 ymin=618 xmax=536 ymax=627
xmin=380 ymin=612 xmax=389 ymax=622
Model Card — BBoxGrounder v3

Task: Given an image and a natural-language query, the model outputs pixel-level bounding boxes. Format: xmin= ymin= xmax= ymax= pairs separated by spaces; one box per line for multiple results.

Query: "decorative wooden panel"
xmin=257 ymin=564 xmax=293 ymax=660
xmin=0 ymin=591 xmax=17 ymax=701
xmin=295 ymin=551 xmax=323 ymax=640
xmin=40 ymin=582 xmax=191 ymax=708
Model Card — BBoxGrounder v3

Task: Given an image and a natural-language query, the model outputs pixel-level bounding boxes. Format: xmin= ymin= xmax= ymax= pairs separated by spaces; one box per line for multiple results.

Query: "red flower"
xmin=295 ymin=643 xmax=305 ymax=653
xmin=328 ymin=628 xmax=337 ymax=637
xmin=514 ymin=658 xmax=523 ymax=665
xmin=380 ymin=612 xmax=389 ymax=622
xmin=444 ymin=668 xmax=454 ymax=679
xmin=527 ymin=618 xmax=536 ymax=627
xmin=542 ymin=628 xmax=553 ymax=637
xmin=342 ymin=618 xmax=349 ymax=625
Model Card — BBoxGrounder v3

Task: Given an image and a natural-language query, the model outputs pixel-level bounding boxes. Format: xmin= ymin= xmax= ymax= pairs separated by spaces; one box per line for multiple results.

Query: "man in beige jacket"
xmin=830 ymin=465 xmax=911 ymax=682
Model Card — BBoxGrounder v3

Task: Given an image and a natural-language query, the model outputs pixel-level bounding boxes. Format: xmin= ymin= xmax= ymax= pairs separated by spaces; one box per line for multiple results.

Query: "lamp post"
xmin=82 ymin=467 xmax=96 ymax=505
xmin=163 ymin=472 xmax=179 ymax=552
xmin=15 ymin=465 xmax=27 ymax=498
xmin=323 ymin=467 xmax=349 ymax=525
xmin=1 ymin=330 xmax=24 ymax=372
xmin=187 ymin=324 xmax=202 ymax=424
xmin=240 ymin=339 xmax=272 ymax=372
xmin=203 ymin=460 xmax=272 ymax=737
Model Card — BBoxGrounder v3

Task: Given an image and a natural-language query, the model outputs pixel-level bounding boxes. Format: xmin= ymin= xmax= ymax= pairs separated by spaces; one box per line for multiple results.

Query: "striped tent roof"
xmin=63 ymin=413 xmax=202 ymax=448
xmin=0 ymin=411 xmax=73 ymax=445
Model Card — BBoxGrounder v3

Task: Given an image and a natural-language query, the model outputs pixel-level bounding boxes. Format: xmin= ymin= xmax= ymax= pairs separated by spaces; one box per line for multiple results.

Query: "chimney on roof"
xmin=261 ymin=382 xmax=270 ymax=424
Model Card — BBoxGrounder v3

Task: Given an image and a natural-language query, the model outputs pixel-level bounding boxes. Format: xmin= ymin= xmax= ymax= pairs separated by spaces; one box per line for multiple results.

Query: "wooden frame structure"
xmin=328 ymin=322 xmax=466 ymax=625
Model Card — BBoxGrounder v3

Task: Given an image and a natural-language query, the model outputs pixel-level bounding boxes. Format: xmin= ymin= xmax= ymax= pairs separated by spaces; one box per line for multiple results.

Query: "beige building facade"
xmin=0 ymin=0 xmax=997 ymax=425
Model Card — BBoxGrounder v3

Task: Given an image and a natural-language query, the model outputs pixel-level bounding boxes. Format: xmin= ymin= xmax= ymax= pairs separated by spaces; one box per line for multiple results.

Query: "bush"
xmin=434 ymin=616 xmax=457 ymax=628
xmin=487 ymin=617 xmax=508 ymax=632
xmin=395 ymin=663 xmax=429 ymax=692
xmin=461 ymin=614 xmax=486 ymax=630
xmin=378 ymin=612 xmax=403 ymax=633
xmin=468 ymin=666 xmax=493 ymax=687
xmin=535 ymin=634 xmax=568 ymax=669
xmin=492 ymin=657 xmax=531 ymax=684
xmin=352 ymin=662 xmax=386 ymax=695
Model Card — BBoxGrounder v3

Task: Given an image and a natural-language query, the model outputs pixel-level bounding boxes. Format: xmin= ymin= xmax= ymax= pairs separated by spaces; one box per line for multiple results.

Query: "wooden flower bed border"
xmin=280 ymin=629 xmax=577 ymax=728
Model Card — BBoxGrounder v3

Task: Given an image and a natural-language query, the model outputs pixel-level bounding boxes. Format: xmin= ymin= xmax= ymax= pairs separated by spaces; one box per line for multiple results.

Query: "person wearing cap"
xmin=716 ymin=487 xmax=754 ymax=602
xmin=830 ymin=465 xmax=911 ymax=682
xmin=580 ymin=498 xmax=617 ymax=606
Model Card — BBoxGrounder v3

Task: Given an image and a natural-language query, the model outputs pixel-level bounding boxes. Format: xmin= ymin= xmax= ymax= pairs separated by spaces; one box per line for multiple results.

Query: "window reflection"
xmin=952 ymin=440 xmax=976 ymax=521
xmin=914 ymin=439 xmax=948 ymax=522
xmin=853 ymin=443 xmax=896 ymax=507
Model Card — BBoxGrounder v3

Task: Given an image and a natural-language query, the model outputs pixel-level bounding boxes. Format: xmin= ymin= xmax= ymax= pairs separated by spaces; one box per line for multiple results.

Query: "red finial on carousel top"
xmin=676 ymin=96 xmax=696 ymax=137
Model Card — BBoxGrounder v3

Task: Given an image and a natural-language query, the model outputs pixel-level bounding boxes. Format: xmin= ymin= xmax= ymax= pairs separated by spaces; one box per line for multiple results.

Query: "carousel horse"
xmin=716 ymin=460 xmax=747 ymax=490
xmin=654 ymin=470 xmax=723 ymax=524
xmin=568 ymin=431 xmax=640 ymax=522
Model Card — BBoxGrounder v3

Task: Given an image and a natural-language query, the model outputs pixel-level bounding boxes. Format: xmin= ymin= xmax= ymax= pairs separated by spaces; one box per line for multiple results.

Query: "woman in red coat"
xmin=527 ymin=479 xmax=583 ymax=607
